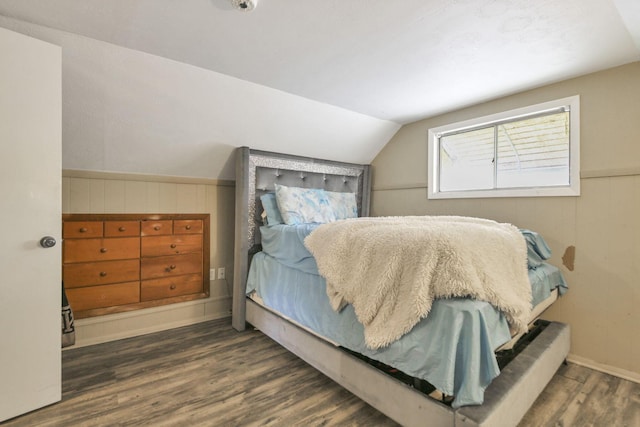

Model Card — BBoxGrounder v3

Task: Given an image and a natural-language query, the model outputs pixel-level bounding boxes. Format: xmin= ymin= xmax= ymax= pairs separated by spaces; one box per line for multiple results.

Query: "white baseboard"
xmin=67 ymin=295 xmax=232 ymax=349
xmin=567 ymin=353 xmax=640 ymax=384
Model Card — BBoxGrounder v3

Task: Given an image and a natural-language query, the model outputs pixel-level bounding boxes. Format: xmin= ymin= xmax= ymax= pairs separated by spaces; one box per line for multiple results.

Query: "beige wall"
xmin=371 ymin=62 xmax=640 ymax=381
xmin=62 ymin=170 xmax=235 ymax=347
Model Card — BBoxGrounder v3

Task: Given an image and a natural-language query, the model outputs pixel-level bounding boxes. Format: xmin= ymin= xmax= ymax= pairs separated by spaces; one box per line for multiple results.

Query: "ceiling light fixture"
xmin=231 ymin=0 xmax=258 ymax=12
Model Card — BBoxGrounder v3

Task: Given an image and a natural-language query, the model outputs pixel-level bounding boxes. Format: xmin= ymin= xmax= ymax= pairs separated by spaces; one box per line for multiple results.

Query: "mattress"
xmin=246 ymin=224 xmax=568 ymax=408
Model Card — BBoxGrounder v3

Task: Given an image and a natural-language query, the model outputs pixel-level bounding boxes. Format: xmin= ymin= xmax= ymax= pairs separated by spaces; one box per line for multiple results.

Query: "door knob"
xmin=40 ymin=236 xmax=57 ymax=248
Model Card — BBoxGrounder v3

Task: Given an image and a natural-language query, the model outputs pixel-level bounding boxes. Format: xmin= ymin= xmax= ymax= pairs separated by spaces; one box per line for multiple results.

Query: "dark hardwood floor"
xmin=3 ymin=318 xmax=639 ymax=426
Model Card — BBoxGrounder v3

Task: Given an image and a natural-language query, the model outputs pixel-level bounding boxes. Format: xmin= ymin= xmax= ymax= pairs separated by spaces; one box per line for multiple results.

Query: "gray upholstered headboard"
xmin=232 ymin=146 xmax=371 ymax=331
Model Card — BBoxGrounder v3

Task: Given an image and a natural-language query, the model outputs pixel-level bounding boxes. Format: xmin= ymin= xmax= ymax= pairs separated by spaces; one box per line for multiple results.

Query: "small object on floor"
xmin=61 ymin=281 xmax=76 ymax=348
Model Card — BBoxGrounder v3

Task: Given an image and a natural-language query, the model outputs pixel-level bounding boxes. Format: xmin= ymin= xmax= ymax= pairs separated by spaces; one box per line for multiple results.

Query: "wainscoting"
xmin=62 ymin=169 xmax=235 ymax=347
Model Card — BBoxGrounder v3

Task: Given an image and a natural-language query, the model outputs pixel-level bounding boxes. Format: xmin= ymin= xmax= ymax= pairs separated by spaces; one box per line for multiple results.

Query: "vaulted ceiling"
xmin=1 ymin=0 xmax=638 ymax=178
xmin=2 ymin=0 xmax=638 ymax=123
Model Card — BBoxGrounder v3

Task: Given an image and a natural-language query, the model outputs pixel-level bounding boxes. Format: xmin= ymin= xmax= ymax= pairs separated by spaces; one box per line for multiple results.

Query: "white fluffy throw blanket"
xmin=304 ymin=216 xmax=532 ymax=349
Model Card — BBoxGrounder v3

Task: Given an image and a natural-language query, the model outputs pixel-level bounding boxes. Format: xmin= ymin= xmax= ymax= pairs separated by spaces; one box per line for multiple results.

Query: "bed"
xmin=232 ymin=147 xmax=570 ymax=427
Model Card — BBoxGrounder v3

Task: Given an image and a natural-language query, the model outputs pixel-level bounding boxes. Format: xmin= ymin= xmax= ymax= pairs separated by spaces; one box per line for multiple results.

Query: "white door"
xmin=0 ymin=27 xmax=62 ymax=421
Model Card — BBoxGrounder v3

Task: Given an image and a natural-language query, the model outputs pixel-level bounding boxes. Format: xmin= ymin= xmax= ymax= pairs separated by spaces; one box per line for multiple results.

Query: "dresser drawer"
xmin=174 ymin=220 xmax=203 ymax=234
xmin=141 ymin=220 xmax=172 ymax=236
xmin=140 ymin=273 xmax=203 ymax=301
xmin=63 ymin=237 xmax=140 ymax=263
xmin=105 ymin=221 xmax=140 ymax=237
xmin=63 ymin=221 xmax=103 ymax=238
xmin=62 ymin=213 xmax=209 ymax=318
xmin=63 ymin=259 xmax=140 ymax=288
xmin=140 ymin=253 xmax=202 ymax=280
xmin=141 ymin=234 xmax=202 ymax=257
xmin=65 ymin=281 xmax=140 ymax=311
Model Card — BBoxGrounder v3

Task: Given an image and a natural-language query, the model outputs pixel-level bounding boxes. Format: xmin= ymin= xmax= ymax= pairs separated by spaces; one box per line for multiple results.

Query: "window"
xmin=428 ymin=96 xmax=580 ymax=199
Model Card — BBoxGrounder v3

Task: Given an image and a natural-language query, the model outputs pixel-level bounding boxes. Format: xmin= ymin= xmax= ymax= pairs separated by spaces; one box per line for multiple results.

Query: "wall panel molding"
xmin=63 ymin=169 xmax=234 ymax=187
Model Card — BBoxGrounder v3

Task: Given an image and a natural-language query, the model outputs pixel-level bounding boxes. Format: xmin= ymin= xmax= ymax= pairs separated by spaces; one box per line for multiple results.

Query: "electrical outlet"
xmin=218 ymin=267 xmax=226 ymax=280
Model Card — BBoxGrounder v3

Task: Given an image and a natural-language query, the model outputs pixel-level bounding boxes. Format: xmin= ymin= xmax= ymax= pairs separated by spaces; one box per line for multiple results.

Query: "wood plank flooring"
xmin=4 ymin=318 xmax=639 ymax=426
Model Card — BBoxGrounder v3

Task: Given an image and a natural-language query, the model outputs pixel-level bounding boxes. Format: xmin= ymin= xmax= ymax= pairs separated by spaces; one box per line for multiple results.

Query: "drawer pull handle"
xmin=100 ymin=247 xmax=108 ymax=253
xmin=170 ymin=244 xmax=177 ymax=248
xmin=80 ymin=227 xmax=87 ymax=233
xmin=119 ymin=226 xmax=126 ymax=232
xmin=154 ymin=225 xmax=161 ymax=231
xmin=185 ymin=225 xmax=191 ymax=230
xmin=170 ymin=264 xmax=176 ymax=269
xmin=170 ymin=284 xmax=176 ymax=290
xmin=100 ymin=271 xmax=107 ymax=277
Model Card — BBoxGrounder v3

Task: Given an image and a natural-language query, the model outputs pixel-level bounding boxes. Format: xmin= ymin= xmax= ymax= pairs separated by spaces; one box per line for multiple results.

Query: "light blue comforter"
xmin=247 ymin=224 xmax=567 ymax=407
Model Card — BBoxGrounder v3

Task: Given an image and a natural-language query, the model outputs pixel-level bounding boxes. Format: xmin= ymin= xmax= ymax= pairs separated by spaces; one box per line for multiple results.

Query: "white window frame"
xmin=427 ymin=95 xmax=580 ymax=199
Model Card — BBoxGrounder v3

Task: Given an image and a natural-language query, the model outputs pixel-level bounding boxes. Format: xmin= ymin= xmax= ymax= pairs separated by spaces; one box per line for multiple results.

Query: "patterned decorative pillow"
xmin=326 ymin=191 xmax=358 ymax=220
xmin=260 ymin=193 xmax=284 ymax=225
xmin=275 ymin=184 xmax=336 ymax=225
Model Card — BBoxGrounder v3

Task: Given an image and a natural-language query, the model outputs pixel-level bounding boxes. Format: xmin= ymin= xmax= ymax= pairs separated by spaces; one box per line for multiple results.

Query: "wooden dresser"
xmin=62 ymin=214 xmax=210 ymax=318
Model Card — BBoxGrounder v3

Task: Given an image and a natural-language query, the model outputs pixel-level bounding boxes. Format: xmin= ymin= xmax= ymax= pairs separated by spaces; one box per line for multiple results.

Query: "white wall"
xmin=0 ymin=16 xmax=400 ymax=181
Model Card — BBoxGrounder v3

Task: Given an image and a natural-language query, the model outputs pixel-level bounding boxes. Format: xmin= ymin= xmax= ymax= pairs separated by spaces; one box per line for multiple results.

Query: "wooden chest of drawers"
xmin=62 ymin=214 xmax=210 ymax=318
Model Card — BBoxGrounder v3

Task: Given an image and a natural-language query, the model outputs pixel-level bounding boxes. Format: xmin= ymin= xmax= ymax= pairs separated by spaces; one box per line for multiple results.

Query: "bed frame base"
xmin=246 ymin=299 xmax=570 ymax=427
